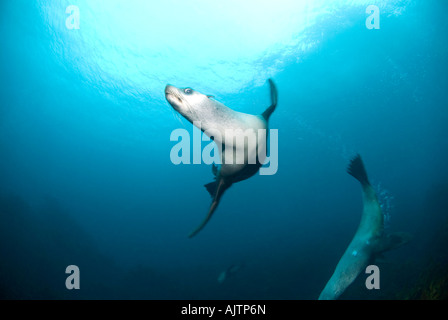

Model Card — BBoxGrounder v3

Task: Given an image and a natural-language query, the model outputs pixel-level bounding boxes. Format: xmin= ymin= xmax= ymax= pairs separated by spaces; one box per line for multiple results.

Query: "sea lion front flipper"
xmin=190 ymin=179 xmax=229 ymax=238
xmin=261 ymin=78 xmax=278 ymax=121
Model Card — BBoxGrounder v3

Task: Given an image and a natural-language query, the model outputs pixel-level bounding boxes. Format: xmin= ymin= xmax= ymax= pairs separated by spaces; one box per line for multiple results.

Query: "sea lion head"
xmin=165 ymin=85 xmax=214 ymax=124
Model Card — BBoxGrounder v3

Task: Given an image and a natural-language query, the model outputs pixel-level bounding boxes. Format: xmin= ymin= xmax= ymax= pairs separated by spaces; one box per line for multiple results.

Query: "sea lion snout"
xmin=165 ymin=85 xmax=184 ymax=108
xmin=165 ymin=84 xmax=177 ymax=96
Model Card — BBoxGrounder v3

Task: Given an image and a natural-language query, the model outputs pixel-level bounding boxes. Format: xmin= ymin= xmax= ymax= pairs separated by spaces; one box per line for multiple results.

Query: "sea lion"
xmin=165 ymin=79 xmax=278 ymax=237
xmin=217 ymin=263 xmax=243 ymax=284
xmin=318 ymin=154 xmax=412 ymax=300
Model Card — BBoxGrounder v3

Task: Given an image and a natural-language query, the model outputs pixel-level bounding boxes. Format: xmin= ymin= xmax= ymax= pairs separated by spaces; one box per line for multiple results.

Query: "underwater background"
xmin=1 ymin=0 xmax=447 ymax=300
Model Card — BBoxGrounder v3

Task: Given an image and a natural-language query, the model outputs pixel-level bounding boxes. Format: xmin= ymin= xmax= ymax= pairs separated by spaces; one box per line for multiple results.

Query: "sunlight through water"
xmin=37 ymin=0 xmax=410 ymax=104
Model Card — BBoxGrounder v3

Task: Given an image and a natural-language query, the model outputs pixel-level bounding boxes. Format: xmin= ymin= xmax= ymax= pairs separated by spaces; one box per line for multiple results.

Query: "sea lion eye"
xmin=184 ymin=88 xmax=193 ymax=94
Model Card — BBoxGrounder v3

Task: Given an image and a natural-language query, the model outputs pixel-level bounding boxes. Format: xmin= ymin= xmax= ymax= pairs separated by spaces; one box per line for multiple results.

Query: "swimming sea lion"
xmin=165 ymin=79 xmax=278 ymax=237
xmin=318 ymin=154 xmax=412 ymax=300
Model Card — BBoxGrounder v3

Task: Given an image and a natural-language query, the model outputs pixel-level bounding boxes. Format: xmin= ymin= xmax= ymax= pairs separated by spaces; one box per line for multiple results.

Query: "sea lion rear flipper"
xmin=190 ymin=179 xmax=229 ymax=238
xmin=188 ymin=200 xmax=219 ymax=238
xmin=204 ymin=181 xmax=217 ymax=198
xmin=212 ymin=163 xmax=218 ymax=177
xmin=261 ymin=78 xmax=278 ymax=121
xmin=347 ymin=154 xmax=370 ymax=186
xmin=374 ymin=232 xmax=413 ymax=253
xmin=204 ymin=165 xmax=220 ymax=197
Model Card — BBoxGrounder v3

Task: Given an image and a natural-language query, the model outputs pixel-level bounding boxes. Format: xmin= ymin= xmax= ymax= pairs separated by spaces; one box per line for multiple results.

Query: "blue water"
xmin=1 ymin=0 xmax=447 ymax=300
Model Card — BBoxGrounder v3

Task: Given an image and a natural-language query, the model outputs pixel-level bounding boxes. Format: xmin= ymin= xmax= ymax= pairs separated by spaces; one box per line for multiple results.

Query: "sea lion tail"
xmin=261 ymin=78 xmax=278 ymax=121
xmin=347 ymin=154 xmax=370 ymax=187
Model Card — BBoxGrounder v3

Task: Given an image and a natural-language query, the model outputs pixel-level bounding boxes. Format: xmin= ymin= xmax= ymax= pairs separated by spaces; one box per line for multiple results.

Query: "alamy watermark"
xmin=366 ymin=5 xmax=380 ymax=29
xmin=65 ymin=265 xmax=80 ymax=290
xmin=64 ymin=4 xmax=379 ymax=31
xmin=170 ymin=122 xmax=278 ymax=176
xmin=66 ymin=5 xmax=80 ymax=29
xmin=365 ymin=265 xmax=380 ymax=290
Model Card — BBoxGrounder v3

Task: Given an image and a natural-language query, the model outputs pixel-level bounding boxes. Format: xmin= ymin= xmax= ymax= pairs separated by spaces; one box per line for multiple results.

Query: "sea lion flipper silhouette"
xmin=190 ymin=178 xmax=230 ymax=238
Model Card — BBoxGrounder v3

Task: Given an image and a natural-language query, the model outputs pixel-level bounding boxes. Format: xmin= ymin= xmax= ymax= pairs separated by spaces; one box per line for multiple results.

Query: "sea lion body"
xmin=165 ymin=79 xmax=278 ymax=237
